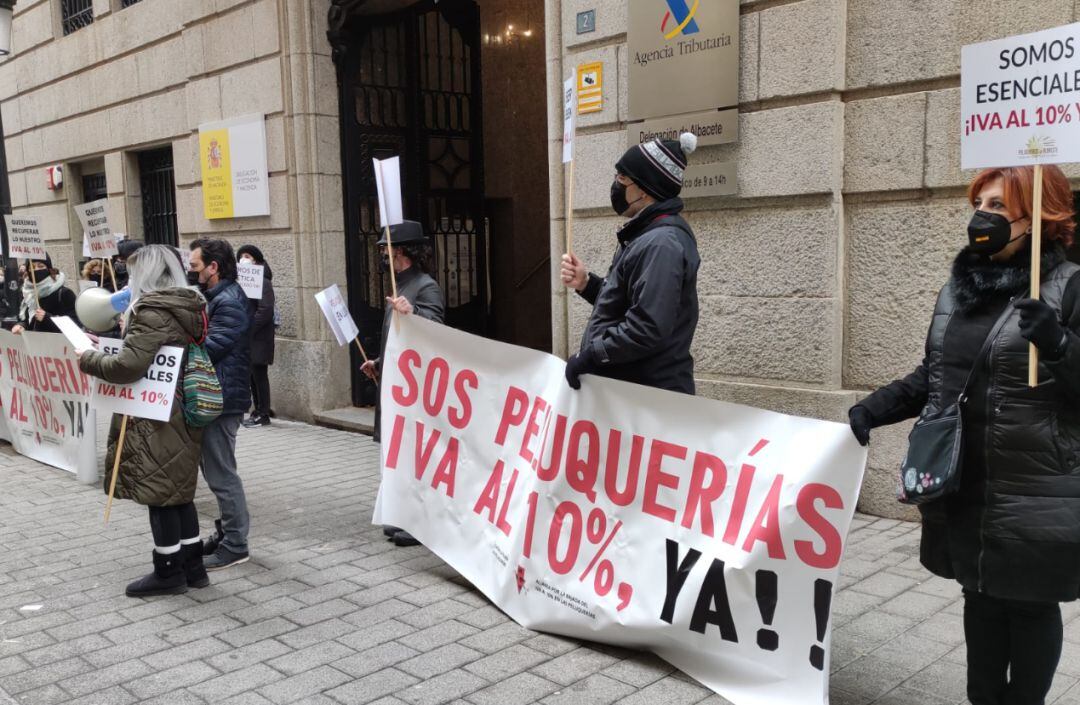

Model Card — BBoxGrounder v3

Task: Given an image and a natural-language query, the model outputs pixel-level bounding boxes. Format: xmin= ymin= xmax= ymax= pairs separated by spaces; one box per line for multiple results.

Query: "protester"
xmin=559 ymin=133 xmax=700 ymax=394
xmin=81 ymin=259 xmax=106 ymax=289
xmin=189 ymin=238 xmax=252 ymax=570
xmin=848 ymin=165 xmax=1080 ymax=705
xmin=12 ymin=254 xmax=78 ymax=335
xmin=76 ymin=245 xmax=209 ymax=597
xmin=113 ymin=239 xmax=144 ymax=290
xmin=236 ymin=245 xmax=276 ymax=428
xmin=360 ymin=220 xmax=444 ymax=547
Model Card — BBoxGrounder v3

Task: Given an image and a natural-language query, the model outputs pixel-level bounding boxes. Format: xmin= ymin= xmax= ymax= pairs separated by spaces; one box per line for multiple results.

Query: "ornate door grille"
xmin=137 ymin=148 xmax=179 ymax=247
xmin=332 ymin=0 xmax=487 ymax=406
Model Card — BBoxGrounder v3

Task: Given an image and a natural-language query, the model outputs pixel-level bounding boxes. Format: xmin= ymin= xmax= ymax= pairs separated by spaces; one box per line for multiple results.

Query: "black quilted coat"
xmin=79 ymin=288 xmax=206 ymax=506
xmin=857 ymin=247 xmax=1080 ymax=602
xmin=203 ymin=279 xmax=252 ymax=415
xmin=577 ymin=198 xmax=700 ymax=394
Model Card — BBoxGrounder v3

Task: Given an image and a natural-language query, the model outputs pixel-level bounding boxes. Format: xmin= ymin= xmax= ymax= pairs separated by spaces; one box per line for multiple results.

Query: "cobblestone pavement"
xmin=3 ymin=419 xmax=1080 ymax=705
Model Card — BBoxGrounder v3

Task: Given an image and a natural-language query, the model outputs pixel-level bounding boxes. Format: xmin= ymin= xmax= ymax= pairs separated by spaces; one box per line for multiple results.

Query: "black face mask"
xmin=379 ymin=255 xmax=390 ymax=274
xmin=113 ymin=262 xmax=127 ymax=277
xmin=967 ymin=210 xmax=1026 ymax=255
xmin=186 ymin=271 xmax=201 ymax=287
xmin=610 ymin=179 xmax=646 ymax=216
xmin=610 ymin=180 xmax=630 ymax=215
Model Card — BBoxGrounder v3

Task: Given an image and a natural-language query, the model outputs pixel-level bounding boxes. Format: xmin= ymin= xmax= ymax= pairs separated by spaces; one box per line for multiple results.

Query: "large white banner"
xmin=962 ymin=22 xmax=1080 ymax=168
xmin=374 ymin=317 xmax=868 ymax=705
xmin=0 ymin=331 xmax=94 ymax=473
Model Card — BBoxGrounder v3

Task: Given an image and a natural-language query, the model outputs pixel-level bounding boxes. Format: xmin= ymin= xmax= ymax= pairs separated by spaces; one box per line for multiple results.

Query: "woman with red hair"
xmin=849 ymin=165 xmax=1080 ymax=704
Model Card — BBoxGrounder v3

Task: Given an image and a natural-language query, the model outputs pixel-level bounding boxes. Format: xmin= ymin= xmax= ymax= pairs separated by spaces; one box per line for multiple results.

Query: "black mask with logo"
xmin=967 ymin=210 xmax=1027 ymax=255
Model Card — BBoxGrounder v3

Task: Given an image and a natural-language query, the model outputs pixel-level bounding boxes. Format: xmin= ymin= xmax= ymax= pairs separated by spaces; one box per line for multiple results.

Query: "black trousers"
xmin=964 ymin=589 xmax=1062 ymax=705
xmin=250 ymin=364 xmax=271 ymax=416
xmin=148 ymin=503 xmax=200 ymax=547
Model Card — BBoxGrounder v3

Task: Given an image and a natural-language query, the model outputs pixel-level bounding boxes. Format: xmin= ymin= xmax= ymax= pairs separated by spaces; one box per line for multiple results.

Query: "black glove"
xmin=848 ymin=405 xmax=872 ymax=447
xmin=565 ymin=350 xmax=595 ymax=390
xmin=1015 ymin=298 xmax=1068 ymax=360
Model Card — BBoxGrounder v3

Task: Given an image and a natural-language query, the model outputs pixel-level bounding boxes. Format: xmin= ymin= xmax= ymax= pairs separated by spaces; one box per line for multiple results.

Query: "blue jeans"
xmin=200 ymin=413 xmax=249 ymax=554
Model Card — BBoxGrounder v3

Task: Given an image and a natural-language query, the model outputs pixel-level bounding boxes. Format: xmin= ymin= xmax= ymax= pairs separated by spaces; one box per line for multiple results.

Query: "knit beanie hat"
xmin=615 ymin=132 xmax=698 ymax=201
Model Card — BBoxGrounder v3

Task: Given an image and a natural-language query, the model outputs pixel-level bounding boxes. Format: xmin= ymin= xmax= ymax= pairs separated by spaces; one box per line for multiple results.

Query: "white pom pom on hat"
xmin=679 ymin=132 xmax=698 ymax=156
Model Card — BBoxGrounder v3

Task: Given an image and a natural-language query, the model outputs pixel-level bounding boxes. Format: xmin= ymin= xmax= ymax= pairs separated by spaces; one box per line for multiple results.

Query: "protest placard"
xmin=563 ymin=74 xmax=577 ymax=253
xmin=372 ymin=157 xmax=403 ymax=228
xmin=237 ymin=262 xmax=264 ymax=300
xmin=4 ymin=215 xmax=46 ymax=260
xmin=961 ymin=22 xmax=1080 ymax=384
xmin=74 ymin=199 xmax=118 ymax=258
xmin=562 ymin=74 xmax=576 ymax=164
xmin=93 ymin=338 xmax=183 ymax=423
xmin=314 ymin=284 xmax=359 ymax=346
xmin=375 ymin=316 xmax=868 ymax=705
xmin=84 ymin=232 xmax=126 ymax=259
xmin=962 ymin=22 xmax=1080 ymax=169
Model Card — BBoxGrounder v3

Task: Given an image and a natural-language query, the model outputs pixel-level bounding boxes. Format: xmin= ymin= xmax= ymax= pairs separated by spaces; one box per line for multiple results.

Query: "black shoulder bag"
xmin=898 ymin=305 xmax=1013 ymax=505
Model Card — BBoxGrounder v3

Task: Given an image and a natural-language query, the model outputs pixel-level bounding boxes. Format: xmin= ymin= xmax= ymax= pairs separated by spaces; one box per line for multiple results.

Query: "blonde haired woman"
xmin=77 ymin=246 xmax=210 ymax=597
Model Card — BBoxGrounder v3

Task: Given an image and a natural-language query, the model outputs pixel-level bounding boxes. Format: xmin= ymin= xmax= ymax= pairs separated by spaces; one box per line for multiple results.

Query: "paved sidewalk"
xmin=2 ymin=419 xmax=1080 ymax=705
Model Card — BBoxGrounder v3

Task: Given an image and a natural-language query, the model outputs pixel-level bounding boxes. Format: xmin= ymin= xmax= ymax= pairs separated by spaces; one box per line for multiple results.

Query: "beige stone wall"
xmin=549 ymin=0 xmax=1080 ymax=518
xmin=0 ymin=0 xmax=350 ymax=420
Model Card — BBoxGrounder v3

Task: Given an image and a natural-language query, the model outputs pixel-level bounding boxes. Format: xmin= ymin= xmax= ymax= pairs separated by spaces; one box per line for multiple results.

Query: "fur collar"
xmin=951 ymin=245 xmax=1067 ymax=313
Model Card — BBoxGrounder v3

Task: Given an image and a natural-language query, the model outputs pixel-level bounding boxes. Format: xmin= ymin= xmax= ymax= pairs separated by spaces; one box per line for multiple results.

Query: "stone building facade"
xmin=1 ymin=0 xmax=351 ymax=419
xmin=2 ymin=0 xmax=1076 ymax=516
xmin=546 ymin=0 xmax=1080 ymax=518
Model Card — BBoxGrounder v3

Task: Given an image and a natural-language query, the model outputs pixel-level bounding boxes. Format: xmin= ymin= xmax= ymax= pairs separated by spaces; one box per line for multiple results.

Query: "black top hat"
xmin=377 ymin=220 xmax=428 ymax=246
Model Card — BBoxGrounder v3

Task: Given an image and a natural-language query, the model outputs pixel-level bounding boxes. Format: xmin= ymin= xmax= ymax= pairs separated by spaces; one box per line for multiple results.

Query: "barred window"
xmin=82 ymin=173 xmax=107 ymax=203
xmin=138 ymin=148 xmax=179 ymax=247
xmin=120 ymin=0 xmax=143 ymax=7
xmin=61 ymin=0 xmax=93 ymax=36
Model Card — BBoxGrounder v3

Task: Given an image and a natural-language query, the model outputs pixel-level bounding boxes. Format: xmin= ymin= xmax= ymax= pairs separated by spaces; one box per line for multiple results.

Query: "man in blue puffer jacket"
xmin=189 ymin=238 xmax=253 ymax=571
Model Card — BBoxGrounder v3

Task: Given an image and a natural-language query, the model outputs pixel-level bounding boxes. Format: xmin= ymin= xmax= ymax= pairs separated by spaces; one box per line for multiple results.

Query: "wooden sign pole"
xmin=566 ymin=162 xmax=575 ymax=255
xmin=353 ymin=336 xmax=370 ymax=362
xmin=103 ymin=415 xmax=129 ymax=524
xmin=105 ymin=258 xmax=118 ymax=292
xmin=1028 ymin=163 xmax=1044 ymax=388
xmin=383 ymin=225 xmax=399 ymax=299
xmin=354 ymin=336 xmax=379 ymax=385
xmin=27 ymin=261 xmax=40 ymax=310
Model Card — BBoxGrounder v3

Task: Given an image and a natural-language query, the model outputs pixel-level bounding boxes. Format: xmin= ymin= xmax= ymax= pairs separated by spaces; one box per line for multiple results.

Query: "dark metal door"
xmin=333 ymin=0 xmax=487 ymax=406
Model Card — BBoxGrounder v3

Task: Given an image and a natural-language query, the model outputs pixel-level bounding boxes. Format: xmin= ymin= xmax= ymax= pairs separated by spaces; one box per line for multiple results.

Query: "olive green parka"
xmin=79 ymin=288 xmax=206 ymax=506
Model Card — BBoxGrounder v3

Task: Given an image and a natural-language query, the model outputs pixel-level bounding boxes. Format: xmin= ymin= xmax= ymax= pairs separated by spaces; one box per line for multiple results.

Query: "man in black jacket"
xmin=560 ymin=133 xmax=701 ymax=394
xmin=189 ymin=238 xmax=253 ymax=571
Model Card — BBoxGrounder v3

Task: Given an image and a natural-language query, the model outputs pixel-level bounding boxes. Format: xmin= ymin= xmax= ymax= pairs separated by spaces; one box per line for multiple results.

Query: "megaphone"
xmin=75 ymin=287 xmax=131 ymax=333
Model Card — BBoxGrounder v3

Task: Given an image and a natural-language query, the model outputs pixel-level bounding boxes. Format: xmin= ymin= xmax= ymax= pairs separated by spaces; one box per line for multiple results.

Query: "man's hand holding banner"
xmin=374 ymin=316 xmax=868 ymax=705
